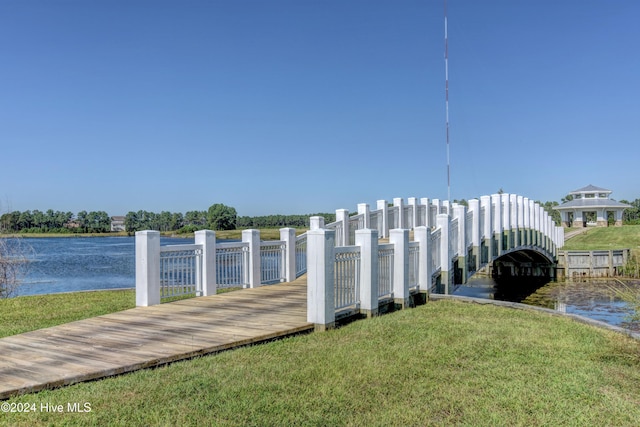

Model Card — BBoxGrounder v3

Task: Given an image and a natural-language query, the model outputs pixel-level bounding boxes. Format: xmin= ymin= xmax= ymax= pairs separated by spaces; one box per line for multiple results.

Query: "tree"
xmin=0 ymin=237 xmax=32 ymax=298
xmin=206 ymin=204 xmax=237 ymax=231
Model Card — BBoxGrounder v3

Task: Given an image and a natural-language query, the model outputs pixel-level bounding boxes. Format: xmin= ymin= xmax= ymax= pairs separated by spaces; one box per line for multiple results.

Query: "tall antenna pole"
xmin=444 ymin=0 xmax=451 ymax=204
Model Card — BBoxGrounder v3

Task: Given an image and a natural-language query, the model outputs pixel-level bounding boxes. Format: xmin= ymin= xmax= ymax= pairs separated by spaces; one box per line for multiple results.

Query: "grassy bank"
xmin=0 ymin=290 xmax=135 ymax=338
xmin=562 ymin=225 xmax=640 ymax=251
xmin=2 ymin=296 xmax=640 ymax=426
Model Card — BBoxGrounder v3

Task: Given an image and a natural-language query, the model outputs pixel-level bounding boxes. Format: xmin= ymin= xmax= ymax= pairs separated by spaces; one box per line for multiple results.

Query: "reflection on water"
xmin=15 ymin=236 xmax=192 ymax=296
xmin=456 ymin=276 xmax=640 ymax=332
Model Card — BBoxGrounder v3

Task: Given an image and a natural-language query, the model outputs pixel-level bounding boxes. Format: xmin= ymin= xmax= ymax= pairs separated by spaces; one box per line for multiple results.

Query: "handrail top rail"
xmin=160 ymin=243 xmax=202 ymax=253
xmin=217 ymin=241 xmax=249 ymax=249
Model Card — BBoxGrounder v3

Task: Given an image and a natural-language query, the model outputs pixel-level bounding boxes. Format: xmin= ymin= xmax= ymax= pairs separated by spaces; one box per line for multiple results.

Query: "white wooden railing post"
xmin=443 ymin=200 xmax=451 ymax=216
xmin=357 ymin=203 xmax=370 ymax=229
xmin=307 ymin=229 xmax=336 ymax=331
xmin=394 ymin=198 xmax=405 ymax=229
xmin=135 ymin=230 xmax=161 ymax=307
xmin=523 ymin=197 xmax=531 ymax=246
xmin=453 ymin=204 xmax=467 ymax=283
xmin=390 ymin=228 xmax=410 ymax=308
xmin=414 ymin=226 xmax=431 ymax=295
xmin=432 ymin=199 xmax=441 ymax=215
xmin=377 ymin=200 xmax=389 ymax=238
xmin=195 ymin=230 xmax=216 ymax=296
xmin=517 ymin=195 xmax=525 ymax=247
xmin=510 ymin=194 xmax=519 ymax=248
xmin=468 ymin=199 xmax=481 ymax=272
xmin=480 ymin=195 xmax=492 ymax=266
xmin=420 ymin=198 xmax=431 ymax=228
xmin=408 ymin=197 xmax=418 ymax=229
xmin=310 ymin=216 xmax=325 ymax=230
xmin=492 ymin=194 xmax=503 ymax=256
xmin=336 ymin=209 xmax=349 ymax=246
xmin=533 ymin=202 xmax=541 ymax=247
xmin=437 ymin=214 xmax=451 ymax=293
xmin=243 ymin=229 xmax=261 ymax=288
xmin=280 ymin=228 xmax=296 ymax=282
xmin=502 ymin=193 xmax=512 ymax=250
xmin=356 ymin=229 xmax=378 ymax=317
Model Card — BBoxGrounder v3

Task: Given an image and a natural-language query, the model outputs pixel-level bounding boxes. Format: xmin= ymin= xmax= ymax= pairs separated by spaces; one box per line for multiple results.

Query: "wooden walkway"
xmin=0 ymin=277 xmax=311 ymax=400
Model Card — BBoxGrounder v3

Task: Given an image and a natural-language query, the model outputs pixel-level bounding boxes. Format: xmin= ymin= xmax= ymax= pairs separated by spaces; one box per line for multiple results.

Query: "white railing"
xmin=408 ymin=241 xmax=420 ymax=289
xmin=465 ymin=211 xmax=473 ymax=248
xmin=348 ymin=214 xmax=365 ymax=245
xmin=160 ymin=244 xmax=203 ymax=299
xmin=431 ymin=228 xmax=441 ymax=274
xmin=378 ymin=243 xmax=394 ymax=297
xmin=306 ymin=193 xmax=563 ymax=328
xmin=136 ymin=228 xmax=305 ymax=306
xmin=295 ymin=233 xmax=307 ymax=277
xmin=326 ymin=220 xmax=343 ymax=247
xmin=334 ymin=246 xmax=360 ymax=310
xmin=450 ymin=218 xmax=459 ymax=258
xmin=260 ymin=241 xmax=286 ymax=284
xmin=216 ymin=242 xmax=249 ymax=288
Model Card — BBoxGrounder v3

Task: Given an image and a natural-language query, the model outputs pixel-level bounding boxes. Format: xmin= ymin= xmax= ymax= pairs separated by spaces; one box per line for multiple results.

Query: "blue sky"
xmin=1 ymin=1 xmax=638 ymax=217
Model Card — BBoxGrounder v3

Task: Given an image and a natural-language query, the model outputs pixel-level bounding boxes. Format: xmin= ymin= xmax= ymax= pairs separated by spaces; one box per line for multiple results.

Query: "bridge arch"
xmin=487 ymin=247 xmax=556 ymax=282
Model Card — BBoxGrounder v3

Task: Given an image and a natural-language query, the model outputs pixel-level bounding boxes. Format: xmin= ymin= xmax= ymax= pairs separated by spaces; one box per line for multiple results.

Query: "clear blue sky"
xmin=1 ymin=1 xmax=638 ymax=217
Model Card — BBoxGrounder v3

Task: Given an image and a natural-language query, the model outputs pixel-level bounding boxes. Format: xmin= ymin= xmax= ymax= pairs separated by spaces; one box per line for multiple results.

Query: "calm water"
xmin=14 ymin=236 xmax=189 ymax=296
xmin=456 ymin=276 xmax=640 ymax=331
xmin=8 ymin=237 xmax=639 ymax=331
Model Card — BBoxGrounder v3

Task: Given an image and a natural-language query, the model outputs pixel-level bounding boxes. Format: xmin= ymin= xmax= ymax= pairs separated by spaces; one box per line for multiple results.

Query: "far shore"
xmin=0 ymin=228 xmax=308 ymax=241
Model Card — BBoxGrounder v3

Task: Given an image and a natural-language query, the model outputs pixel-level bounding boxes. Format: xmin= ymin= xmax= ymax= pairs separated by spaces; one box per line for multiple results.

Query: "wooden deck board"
xmin=0 ymin=279 xmax=312 ymax=400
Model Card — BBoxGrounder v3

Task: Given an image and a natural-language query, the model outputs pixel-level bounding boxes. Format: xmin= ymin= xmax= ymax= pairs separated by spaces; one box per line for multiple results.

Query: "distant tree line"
xmin=0 ymin=210 xmax=111 ymax=233
xmin=124 ymin=204 xmax=336 ymax=233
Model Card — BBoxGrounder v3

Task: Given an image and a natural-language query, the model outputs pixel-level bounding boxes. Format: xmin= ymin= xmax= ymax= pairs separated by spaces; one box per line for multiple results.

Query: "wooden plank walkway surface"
xmin=0 ymin=278 xmax=311 ymax=400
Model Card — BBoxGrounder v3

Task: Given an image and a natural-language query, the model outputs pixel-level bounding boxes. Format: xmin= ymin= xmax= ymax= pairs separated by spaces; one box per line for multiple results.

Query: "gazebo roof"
xmin=569 ymin=184 xmax=611 ymax=194
xmin=554 ymin=198 xmax=631 ymax=211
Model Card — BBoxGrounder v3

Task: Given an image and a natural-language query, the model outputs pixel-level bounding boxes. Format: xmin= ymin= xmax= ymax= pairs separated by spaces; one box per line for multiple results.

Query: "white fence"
xmin=307 ymin=193 xmax=564 ymax=329
xmin=136 ymin=228 xmax=305 ymax=306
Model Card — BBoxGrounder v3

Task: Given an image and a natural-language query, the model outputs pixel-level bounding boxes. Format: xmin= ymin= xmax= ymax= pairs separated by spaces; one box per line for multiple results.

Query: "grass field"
xmin=562 ymin=225 xmax=640 ymax=251
xmin=1 ymin=298 xmax=639 ymax=426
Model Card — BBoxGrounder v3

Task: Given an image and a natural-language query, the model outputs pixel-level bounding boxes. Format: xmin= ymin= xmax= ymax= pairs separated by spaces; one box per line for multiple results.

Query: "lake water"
xmin=7 ymin=237 xmax=639 ymax=331
xmin=456 ymin=276 xmax=640 ymax=332
xmin=14 ymin=236 xmax=189 ymax=296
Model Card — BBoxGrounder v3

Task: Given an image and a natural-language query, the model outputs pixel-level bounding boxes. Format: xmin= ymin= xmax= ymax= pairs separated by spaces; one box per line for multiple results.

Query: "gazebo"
xmin=554 ymin=185 xmax=630 ymax=227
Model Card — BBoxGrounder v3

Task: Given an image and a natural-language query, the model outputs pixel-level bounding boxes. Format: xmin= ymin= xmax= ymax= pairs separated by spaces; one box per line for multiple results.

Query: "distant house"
xmin=553 ymin=185 xmax=630 ymax=227
xmin=110 ymin=216 xmax=126 ymax=232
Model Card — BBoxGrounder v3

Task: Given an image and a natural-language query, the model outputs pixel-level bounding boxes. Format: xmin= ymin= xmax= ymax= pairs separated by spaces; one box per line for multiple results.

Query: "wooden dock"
xmin=0 ymin=278 xmax=312 ymax=400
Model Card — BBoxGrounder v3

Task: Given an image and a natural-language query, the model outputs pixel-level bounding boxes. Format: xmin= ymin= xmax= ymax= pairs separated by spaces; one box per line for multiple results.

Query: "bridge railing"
xmin=307 ymin=193 xmax=564 ymax=329
xmin=136 ymin=228 xmax=305 ymax=306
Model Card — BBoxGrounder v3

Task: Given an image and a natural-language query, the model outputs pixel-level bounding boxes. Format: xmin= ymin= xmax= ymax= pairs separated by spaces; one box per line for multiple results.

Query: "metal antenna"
xmin=444 ymin=0 xmax=451 ymax=204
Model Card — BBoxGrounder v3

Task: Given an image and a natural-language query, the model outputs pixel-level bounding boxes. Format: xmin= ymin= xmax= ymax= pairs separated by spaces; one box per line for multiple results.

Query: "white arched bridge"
xmin=136 ymin=193 xmax=563 ymax=330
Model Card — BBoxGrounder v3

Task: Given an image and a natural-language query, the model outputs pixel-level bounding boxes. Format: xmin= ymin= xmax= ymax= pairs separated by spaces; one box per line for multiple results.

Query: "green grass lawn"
xmin=562 ymin=225 xmax=640 ymax=251
xmin=0 ymin=290 xmax=136 ymax=338
xmin=1 ymin=296 xmax=639 ymax=426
